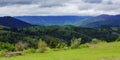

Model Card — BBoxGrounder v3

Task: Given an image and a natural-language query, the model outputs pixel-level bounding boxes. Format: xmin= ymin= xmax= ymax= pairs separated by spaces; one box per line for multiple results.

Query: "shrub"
xmin=38 ymin=39 xmax=47 ymax=53
xmin=91 ymin=38 xmax=100 ymax=44
xmin=70 ymin=38 xmax=81 ymax=49
xmin=79 ymin=44 xmax=89 ymax=48
xmin=0 ymin=42 xmax=15 ymax=51
xmin=46 ymin=47 xmax=52 ymax=51
xmin=116 ymin=36 xmax=120 ymax=41
xmin=15 ymin=41 xmax=29 ymax=51
xmin=23 ymin=48 xmax=37 ymax=54
xmin=56 ymin=42 xmax=68 ymax=49
xmin=0 ymin=50 xmax=8 ymax=57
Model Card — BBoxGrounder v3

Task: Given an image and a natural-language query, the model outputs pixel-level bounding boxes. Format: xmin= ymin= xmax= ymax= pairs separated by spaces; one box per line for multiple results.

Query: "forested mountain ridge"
xmin=0 ymin=25 xmax=119 ymax=48
xmin=0 ymin=16 xmax=32 ymax=28
xmin=76 ymin=14 xmax=120 ymax=28
xmin=1 ymin=14 xmax=120 ymax=28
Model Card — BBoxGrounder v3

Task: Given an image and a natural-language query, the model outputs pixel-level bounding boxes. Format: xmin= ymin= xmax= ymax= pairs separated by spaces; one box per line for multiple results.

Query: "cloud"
xmin=0 ymin=0 xmax=38 ymax=7
xmin=39 ymin=3 xmax=65 ymax=8
xmin=0 ymin=0 xmax=120 ymax=16
xmin=82 ymin=0 xmax=102 ymax=3
xmin=0 ymin=0 xmax=68 ymax=7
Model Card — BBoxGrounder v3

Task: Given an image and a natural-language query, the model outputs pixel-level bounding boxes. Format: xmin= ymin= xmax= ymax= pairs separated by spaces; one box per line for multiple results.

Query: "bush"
xmin=23 ymin=48 xmax=37 ymax=54
xmin=116 ymin=36 xmax=120 ymax=41
xmin=38 ymin=39 xmax=47 ymax=53
xmin=56 ymin=42 xmax=68 ymax=49
xmin=46 ymin=47 xmax=52 ymax=51
xmin=0 ymin=42 xmax=15 ymax=51
xmin=91 ymin=38 xmax=101 ymax=44
xmin=70 ymin=38 xmax=81 ymax=49
xmin=0 ymin=50 xmax=8 ymax=57
xmin=79 ymin=44 xmax=89 ymax=48
xmin=15 ymin=41 xmax=29 ymax=51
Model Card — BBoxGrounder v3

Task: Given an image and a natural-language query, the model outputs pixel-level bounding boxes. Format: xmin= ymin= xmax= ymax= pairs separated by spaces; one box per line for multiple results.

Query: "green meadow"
xmin=1 ymin=42 xmax=120 ymax=60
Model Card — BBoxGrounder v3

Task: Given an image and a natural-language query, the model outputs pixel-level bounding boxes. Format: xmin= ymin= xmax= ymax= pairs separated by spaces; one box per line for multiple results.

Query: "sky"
xmin=0 ymin=0 xmax=120 ymax=16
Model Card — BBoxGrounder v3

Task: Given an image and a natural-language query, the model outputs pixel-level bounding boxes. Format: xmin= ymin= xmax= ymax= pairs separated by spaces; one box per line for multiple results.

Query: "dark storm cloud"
xmin=82 ymin=0 xmax=102 ymax=3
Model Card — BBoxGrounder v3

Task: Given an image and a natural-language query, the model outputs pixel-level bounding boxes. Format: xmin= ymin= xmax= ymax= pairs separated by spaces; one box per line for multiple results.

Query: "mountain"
xmin=76 ymin=14 xmax=120 ymax=28
xmin=0 ymin=16 xmax=32 ymax=28
xmin=14 ymin=16 xmax=92 ymax=26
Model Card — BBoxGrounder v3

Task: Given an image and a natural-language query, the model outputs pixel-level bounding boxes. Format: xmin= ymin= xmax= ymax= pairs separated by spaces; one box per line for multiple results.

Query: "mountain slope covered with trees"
xmin=0 ymin=16 xmax=32 ymax=28
xmin=0 ymin=25 xmax=119 ymax=49
xmin=76 ymin=14 xmax=120 ymax=27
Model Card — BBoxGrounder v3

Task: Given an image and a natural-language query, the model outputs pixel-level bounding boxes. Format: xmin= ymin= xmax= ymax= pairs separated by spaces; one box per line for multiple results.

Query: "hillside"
xmin=0 ymin=25 xmax=119 ymax=48
xmin=0 ymin=25 xmax=120 ymax=60
xmin=76 ymin=14 xmax=120 ymax=28
xmin=0 ymin=16 xmax=32 ymax=28
xmin=14 ymin=16 xmax=92 ymax=26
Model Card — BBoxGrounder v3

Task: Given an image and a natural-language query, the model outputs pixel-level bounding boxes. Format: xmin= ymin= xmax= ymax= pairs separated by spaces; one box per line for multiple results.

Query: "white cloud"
xmin=0 ymin=0 xmax=120 ymax=16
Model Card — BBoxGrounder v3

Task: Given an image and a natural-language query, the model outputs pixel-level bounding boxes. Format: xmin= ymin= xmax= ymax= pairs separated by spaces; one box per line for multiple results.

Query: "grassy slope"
xmin=1 ymin=42 xmax=120 ymax=60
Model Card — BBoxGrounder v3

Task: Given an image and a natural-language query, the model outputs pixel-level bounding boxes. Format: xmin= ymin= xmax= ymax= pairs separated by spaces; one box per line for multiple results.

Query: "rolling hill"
xmin=0 ymin=16 xmax=32 ymax=28
xmin=14 ymin=16 xmax=92 ymax=26
xmin=76 ymin=14 xmax=120 ymax=28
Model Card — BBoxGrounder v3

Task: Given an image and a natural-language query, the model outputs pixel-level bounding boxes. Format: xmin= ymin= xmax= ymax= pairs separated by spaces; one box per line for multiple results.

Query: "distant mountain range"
xmin=0 ymin=16 xmax=32 ymax=28
xmin=76 ymin=14 xmax=120 ymax=28
xmin=14 ymin=16 xmax=92 ymax=26
xmin=0 ymin=14 xmax=120 ymax=28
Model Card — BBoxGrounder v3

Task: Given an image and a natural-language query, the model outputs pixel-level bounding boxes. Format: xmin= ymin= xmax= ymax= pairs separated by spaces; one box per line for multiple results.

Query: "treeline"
xmin=0 ymin=25 xmax=120 ymax=51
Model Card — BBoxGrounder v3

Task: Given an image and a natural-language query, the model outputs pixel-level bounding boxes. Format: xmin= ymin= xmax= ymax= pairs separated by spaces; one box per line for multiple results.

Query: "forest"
xmin=0 ymin=25 xmax=120 ymax=51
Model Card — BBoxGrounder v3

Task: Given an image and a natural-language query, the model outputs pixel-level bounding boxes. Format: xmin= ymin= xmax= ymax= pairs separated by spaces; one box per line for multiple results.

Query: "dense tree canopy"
xmin=0 ymin=25 xmax=119 ymax=49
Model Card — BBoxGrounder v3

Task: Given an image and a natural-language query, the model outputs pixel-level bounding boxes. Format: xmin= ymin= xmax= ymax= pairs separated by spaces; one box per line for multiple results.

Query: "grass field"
xmin=0 ymin=42 xmax=120 ymax=60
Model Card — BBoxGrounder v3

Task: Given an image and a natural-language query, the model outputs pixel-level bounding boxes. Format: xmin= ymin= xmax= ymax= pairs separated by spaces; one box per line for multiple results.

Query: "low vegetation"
xmin=15 ymin=41 xmax=28 ymax=51
xmin=0 ymin=42 xmax=120 ymax=60
xmin=70 ymin=38 xmax=81 ymax=49
xmin=38 ymin=39 xmax=47 ymax=53
xmin=4 ymin=52 xmax=24 ymax=57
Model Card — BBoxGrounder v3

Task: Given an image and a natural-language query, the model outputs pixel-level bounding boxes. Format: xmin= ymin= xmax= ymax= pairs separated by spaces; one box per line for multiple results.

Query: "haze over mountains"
xmin=0 ymin=14 xmax=120 ymax=28
xmin=14 ymin=16 xmax=91 ymax=26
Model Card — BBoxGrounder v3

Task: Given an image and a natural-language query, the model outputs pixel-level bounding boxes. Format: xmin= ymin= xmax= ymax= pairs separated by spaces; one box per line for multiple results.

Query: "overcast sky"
xmin=0 ymin=0 xmax=120 ymax=16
